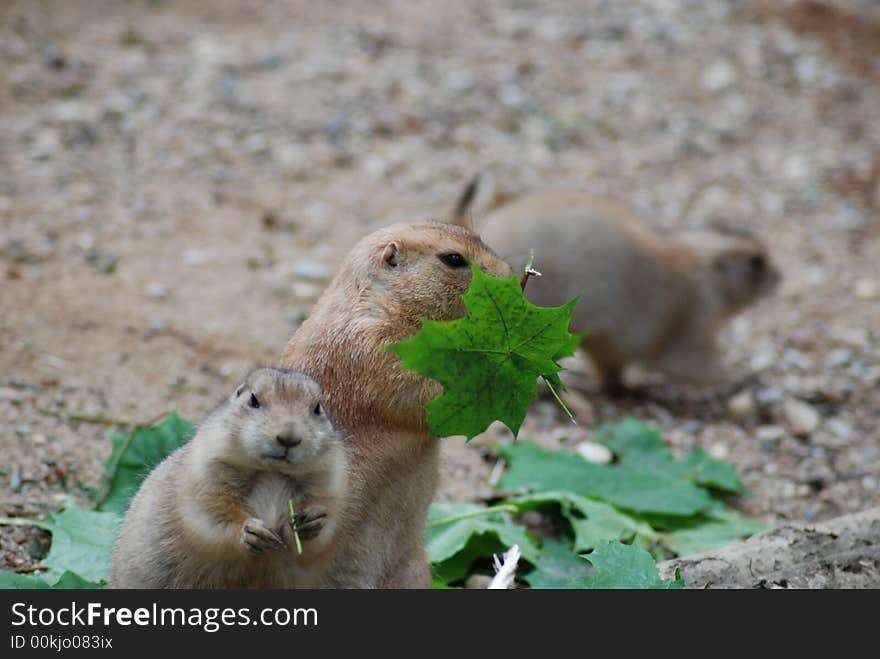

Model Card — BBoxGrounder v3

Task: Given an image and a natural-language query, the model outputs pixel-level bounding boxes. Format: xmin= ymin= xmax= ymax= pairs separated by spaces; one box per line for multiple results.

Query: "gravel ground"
xmin=1 ymin=0 xmax=878 ymax=573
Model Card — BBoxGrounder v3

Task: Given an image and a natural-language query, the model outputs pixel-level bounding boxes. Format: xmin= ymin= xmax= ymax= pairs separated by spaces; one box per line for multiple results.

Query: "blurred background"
xmin=1 ymin=0 xmax=878 ymax=570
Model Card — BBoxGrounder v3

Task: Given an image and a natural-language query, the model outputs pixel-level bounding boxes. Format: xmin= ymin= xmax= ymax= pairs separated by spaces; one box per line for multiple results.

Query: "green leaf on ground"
xmin=498 ymin=441 xmax=717 ymax=516
xmin=594 ymin=418 xmax=742 ymax=494
xmin=388 ymin=263 xmax=580 ymax=439
xmin=425 ymin=501 xmax=539 ymax=585
xmin=508 ymin=491 xmax=658 ymax=552
xmin=0 ymin=568 xmax=105 ymax=590
xmin=659 ymin=510 xmax=770 ymax=557
xmin=98 ymin=411 xmax=193 ymax=514
xmin=38 ymin=502 xmax=120 ymax=586
xmin=0 ymin=570 xmax=52 ymax=589
xmin=521 ymin=539 xmax=595 ymax=589
xmin=51 ymin=570 xmax=105 ymax=589
xmin=577 ymin=541 xmax=685 ymax=589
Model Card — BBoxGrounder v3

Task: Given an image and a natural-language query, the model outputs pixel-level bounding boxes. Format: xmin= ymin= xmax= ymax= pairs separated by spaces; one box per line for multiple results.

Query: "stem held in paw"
xmin=288 ymin=499 xmax=303 ymax=556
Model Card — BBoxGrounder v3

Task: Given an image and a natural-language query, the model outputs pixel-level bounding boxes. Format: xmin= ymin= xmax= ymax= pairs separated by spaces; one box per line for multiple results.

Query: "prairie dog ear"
xmin=449 ymin=175 xmax=480 ymax=228
xmin=233 ymin=383 xmax=247 ymax=400
xmin=382 ymin=241 xmax=401 ymax=267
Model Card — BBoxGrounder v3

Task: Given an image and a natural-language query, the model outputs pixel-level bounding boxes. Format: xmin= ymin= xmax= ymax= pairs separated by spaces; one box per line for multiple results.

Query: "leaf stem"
xmin=543 ymin=376 xmax=577 ymax=425
xmin=94 ymin=410 xmax=171 ymax=509
xmin=426 ymin=504 xmax=519 ymax=528
xmin=0 ymin=517 xmax=40 ymax=528
xmin=519 ymin=249 xmax=542 ymax=291
xmin=288 ymin=499 xmax=303 ymax=555
xmin=38 ymin=409 xmax=138 ymax=427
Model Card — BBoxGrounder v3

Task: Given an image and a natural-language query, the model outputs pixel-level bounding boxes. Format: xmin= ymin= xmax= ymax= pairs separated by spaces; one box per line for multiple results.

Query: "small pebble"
xmin=575 ymin=441 xmax=613 ymax=464
xmin=291 ymin=282 xmax=322 ymax=300
xmin=727 ymin=390 xmax=756 ymax=419
xmin=825 ymin=417 xmax=853 ymax=441
xmin=756 ymin=425 xmax=785 ymax=443
xmin=853 ymin=279 xmax=879 ymax=301
xmin=783 ymin=397 xmax=820 ymax=435
xmin=681 ymin=420 xmax=702 ymax=434
xmin=750 ymin=343 xmax=776 ymax=371
xmin=0 ymin=387 xmax=28 ymax=403
xmin=182 ymin=249 xmax=210 ymax=266
xmin=755 ymin=387 xmax=784 ymax=406
xmin=291 ymin=260 xmax=331 ymax=281
xmin=10 ymin=465 xmax=22 ymax=492
xmin=144 ymin=282 xmax=168 ymax=300
xmin=14 ymin=425 xmax=32 ymax=437
xmin=782 ymin=349 xmax=813 ymax=371
xmin=701 ymin=59 xmax=737 ymax=92
xmin=824 ymin=348 xmax=852 ymax=369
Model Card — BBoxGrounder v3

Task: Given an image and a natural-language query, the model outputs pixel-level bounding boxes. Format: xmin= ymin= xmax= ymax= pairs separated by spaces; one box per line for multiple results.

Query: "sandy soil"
xmin=1 ymin=0 xmax=878 ymax=571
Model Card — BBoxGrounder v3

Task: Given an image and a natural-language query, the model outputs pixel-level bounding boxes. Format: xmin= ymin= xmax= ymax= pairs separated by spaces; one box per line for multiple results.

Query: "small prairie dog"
xmin=110 ymin=368 xmax=346 ymax=589
xmin=454 ymin=186 xmax=780 ymax=392
xmin=279 ymin=221 xmax=513 ymax=587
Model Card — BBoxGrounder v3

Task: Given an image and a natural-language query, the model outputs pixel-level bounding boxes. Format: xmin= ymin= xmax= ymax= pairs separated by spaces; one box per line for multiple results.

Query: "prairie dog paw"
xmin=242 ymin=517 xmax=284 ymax=553
xmin=293 ymin=508 xmax=327 ymax=541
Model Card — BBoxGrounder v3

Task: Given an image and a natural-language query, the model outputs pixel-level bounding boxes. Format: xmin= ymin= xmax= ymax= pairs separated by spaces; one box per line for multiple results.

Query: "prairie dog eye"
xmin=313 ymin=402 xmax=322 ymax=416
xmin=439 ymin=252 xmax=468 ymax=268
xmin=749 ymin=255 xmax=765 ymax=271
xmin=249 ymin=393 xmax=260 ymax=409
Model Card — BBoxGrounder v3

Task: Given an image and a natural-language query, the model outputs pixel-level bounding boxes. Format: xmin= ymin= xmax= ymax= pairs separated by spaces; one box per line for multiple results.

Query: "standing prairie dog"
xmin=279 ymin=221 xmax=513 ymax=587
xmin=453 ymin=185 xmax=780 ymax=392
xmin=110 ymin=368 xmax=346 ymax=589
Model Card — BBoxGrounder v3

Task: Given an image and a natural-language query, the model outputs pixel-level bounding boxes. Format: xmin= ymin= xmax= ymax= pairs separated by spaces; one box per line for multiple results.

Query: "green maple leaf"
xmin=389 ymin=263 xmax=580 ymax=439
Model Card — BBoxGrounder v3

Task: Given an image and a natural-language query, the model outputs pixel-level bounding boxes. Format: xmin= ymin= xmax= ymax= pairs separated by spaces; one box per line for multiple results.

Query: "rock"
xmin=575 ymin=441 xmax=613 ymax=465
xmin=290 ymin=282 xmax=322 ymax=300
xmin=682 ymin=420 xmax=702 ymax=434
xmin=701 ymin=60 xmax=737 ymax=93
xmin=727 ymin=390 xmax=756 ymax=419
xmin=10 ymin=465 xmax=22 ymax=492
xmin=14 ymin=425 xmax=32 ymax=436
xmin=853 ymin=279 xmax=879 ymax=301
xmin=182 ymin=249 xmax=210 ymax=266
xmin=824 ymin=348 xmax=852 ymax=369
xmin=756 ymin=425 xmax=785 ymax=443
xmin=755 ymin=387 xmax=784 ymax=406
xmin=291 ymin=260 xmax=331 ymax=281
xmin=783 ymin=397 xmax=820 ymax=436
xmin=782 ymin=349 xmax=813 ymax=371
xmin=825 ymin=417 xmax=853 ymax=441
xmin=780 ymin=481 xmax=797 ymax=498
xmin=0 ymin=387 xmax=28 ymax=403
xmin=144 ymin=282 xmax=168 ymax=300
xmin=750 ymin=341 xmax=776 ymax=371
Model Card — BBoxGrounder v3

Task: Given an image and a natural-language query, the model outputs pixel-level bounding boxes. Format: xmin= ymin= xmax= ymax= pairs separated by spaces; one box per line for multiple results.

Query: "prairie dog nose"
xmin=276 ymin=431 xmax=302 ymax=448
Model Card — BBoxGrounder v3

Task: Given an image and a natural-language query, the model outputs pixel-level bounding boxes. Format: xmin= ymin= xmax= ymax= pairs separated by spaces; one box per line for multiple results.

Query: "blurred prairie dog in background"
xmin=451 ymin=179 xmax=780 ymax=393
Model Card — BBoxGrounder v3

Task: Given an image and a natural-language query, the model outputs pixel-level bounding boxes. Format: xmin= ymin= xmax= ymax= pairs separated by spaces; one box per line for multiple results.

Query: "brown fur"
xmin=455 ymin=187 xmax=780 ymax=391
xmin=279 ymin=221 xmax=513 ymax=587
xmin=110 ymin=368 xmax=346 ymax=588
